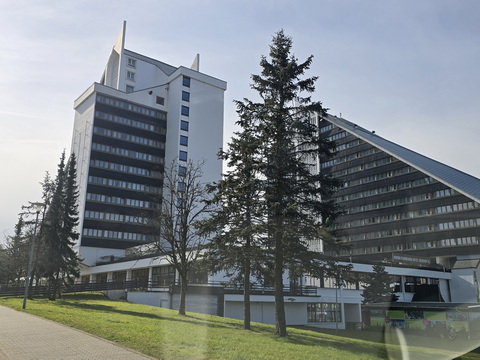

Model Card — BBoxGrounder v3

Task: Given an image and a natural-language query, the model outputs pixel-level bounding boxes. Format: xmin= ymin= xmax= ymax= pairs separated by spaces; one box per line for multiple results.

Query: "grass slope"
xmin=0 ymin=293 xmax=478 ymax=360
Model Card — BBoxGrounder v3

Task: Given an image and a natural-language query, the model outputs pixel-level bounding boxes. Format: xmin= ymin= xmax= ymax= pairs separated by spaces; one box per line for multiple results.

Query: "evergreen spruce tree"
xmin=28 ymin=172 xmax=54 ymax=294
xmin=60 ymin=153 xmax=81 ymax=287
xmin=39 ymin=151 xmax=80 ymax=300
xmin=200 ymin=121 xmax=265 ymax=330
xmin=2 ymin=215 xmax=30 ymax=284
xmin=361 ymin=263 xmax=398 ymax=304
xmin=0 ymin=244 xmax=8 ymax=284
xmin=206 ymin=31 xmax=348 ymax=337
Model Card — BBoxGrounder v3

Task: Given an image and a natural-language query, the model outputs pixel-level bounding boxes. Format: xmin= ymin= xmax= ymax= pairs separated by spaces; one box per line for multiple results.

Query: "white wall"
xmin=450 ymin=269 xmax=478 ymax=303
xmin=171 ymin=293 xmax=220 ymax=316
xmin=225 ymin=300 xmax=277 ymax=325
xmin=128 ymin=291 xmax=169 ymax=307
xmin=127 ymin=291 xmax=222 ymax=316
xmin=78 ymin=247 xmax=127 ymax=267
xmin=163 ymin=68 xmax=225 ymax=186
xmin=71 ymin=89 xmax=96 ymax=256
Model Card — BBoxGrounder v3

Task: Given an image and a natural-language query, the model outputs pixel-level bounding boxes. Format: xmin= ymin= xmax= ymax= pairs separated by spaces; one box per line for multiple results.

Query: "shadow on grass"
xmin=62 ymin=300 xmax=238 ymax=330
xmin=279 ymin=330 xmax=388 ymax=359
xmin=291 ymin=326 xmax=480 ymax=359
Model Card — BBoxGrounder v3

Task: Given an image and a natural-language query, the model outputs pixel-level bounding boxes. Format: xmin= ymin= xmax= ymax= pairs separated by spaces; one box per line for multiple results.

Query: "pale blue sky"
xmin=1 ymin=0 xmax=479 ymax=240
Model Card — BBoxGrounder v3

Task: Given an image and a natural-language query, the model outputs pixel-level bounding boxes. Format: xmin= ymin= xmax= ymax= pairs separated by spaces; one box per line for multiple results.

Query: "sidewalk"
xmin=0 ymin=305 xmax=154 ymax=359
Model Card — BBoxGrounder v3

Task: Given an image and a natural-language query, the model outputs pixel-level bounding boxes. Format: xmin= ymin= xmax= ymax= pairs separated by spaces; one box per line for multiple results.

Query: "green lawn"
xmin=0 ymin=293 xmax=479 ymax=360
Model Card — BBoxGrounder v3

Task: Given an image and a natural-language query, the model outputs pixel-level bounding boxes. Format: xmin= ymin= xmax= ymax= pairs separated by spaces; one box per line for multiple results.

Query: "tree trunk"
xmin=274 ymin=237 xmax=287 ymax=337
xmin=243 ymin=257 xmax=251 ymax=330
xmin=49 ymin=271 xmax=60 ymax=301
xmin=178 ymin=273 xmax=187 ymax=315
xmin=28 ymin=269 xmax=35 ymax=299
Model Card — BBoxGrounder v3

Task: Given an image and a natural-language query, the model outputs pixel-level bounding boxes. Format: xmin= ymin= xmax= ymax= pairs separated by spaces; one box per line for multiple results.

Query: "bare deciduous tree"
xmin=150 ymin=159 xmax=211 ymax=315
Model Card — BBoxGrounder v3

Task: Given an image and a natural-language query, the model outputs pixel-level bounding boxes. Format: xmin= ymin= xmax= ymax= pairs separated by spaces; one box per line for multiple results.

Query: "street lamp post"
xmin=22 ymin=202 xmax=44 ymax=309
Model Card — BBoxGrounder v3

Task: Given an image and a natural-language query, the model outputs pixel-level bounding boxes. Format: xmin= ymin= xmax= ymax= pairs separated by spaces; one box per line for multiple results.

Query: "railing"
xmin=0 ymin=284 xmax=49 ymax=297
xmin=0 ymin=280 xmax=319 ymax=298
xmin=0 ymin=279 xmax=171 ymax=297
xmin=223 ymin=284 xmax=318 ymax=296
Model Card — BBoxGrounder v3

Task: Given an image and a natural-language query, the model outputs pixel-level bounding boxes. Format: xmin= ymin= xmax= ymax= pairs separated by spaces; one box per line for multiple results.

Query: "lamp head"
xmin=31 ymin=202 xmax=45 ymax=214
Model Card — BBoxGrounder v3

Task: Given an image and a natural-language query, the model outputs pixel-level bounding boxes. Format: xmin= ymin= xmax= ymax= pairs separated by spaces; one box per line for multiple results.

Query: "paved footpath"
xmin=0 ymin=305 xmax=154 ymax=359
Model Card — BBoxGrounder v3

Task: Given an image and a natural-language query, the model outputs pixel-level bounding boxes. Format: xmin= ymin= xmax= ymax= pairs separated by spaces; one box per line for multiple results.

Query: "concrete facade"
xmin=71 ymin=22 xmax=226 ymax=265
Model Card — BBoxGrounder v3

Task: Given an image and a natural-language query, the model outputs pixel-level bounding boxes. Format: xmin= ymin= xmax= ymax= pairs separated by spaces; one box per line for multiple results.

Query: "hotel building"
xmin=71 ymin=22 xmax=226 ymax=265
xmin=316 ymin=114 xmax=480 ymax=267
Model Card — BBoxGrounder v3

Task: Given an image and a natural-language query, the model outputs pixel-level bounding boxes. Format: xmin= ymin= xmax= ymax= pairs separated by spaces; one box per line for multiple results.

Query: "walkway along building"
xmin=71 ymin=22 xmax=226 ymax=266
xmin=78 ymin=251 xmax=480 ymax=330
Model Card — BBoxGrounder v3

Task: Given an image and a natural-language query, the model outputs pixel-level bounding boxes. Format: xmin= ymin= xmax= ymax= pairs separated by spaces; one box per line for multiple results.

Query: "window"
xmin=177 ymin=182 xmax=186 ymax=192
xmin=131 ymin=269 xmax=149 ymax=287
xmin=182 ymin=91 xmax=190 ymax=102
xmin=307 ymin=303 xmax=341 ymax=323
xmin=179 ymin=151 xmax=187 ymax=161
xmin=127 ymin=58 xmax=136 ymax=67
xmin=96 ymin=94 xmax=165 ymax=119
xmin=152 ymin=266 xmax=175 ymax=286
xmin=126 ymin=85 xmax=134 ymax=93
xmin=180 ymin=135 xmax=188 ymax=146
xmin=181 ymin=105 xmax=189 ymax=116
xmin=178 ymin=166 xmax=187 ymax=177
xmin=156 ymin=96 xmax=165 ymax=105
xmin=127 ymin=71 xmax=135 ymax=80
xmin=181 ymin=120 xmax=189 ymax=131
xmin=188 ymin=264 xmax=208 ymax=284
xmin=183 ymin=76 xmax=191 ymax=87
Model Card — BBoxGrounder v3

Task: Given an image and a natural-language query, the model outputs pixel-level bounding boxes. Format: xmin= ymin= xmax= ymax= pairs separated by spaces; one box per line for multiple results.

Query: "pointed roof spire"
xmin=191 ymin=53 xmax=200 ymax=71
xmin=114 ymin=20 xmax=126 ymax=54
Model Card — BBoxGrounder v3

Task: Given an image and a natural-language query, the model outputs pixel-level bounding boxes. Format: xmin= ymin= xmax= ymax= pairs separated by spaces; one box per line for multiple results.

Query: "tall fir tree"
xmin=2 ymin=215 xmax=29 ymax=284
xmin=200 ymin=119 xmax=266 ymax=330
xmin=28 ymin=172 xmax=54 ymax=293
xmin=0 ymin=244 xmax=8 ymax=284
xmin=361 ymin=263 xmax=398 ymax=304
xmin=39 ymin=151 xmax=80 ymax=300
xmin=206 ymin=31 xmax=349 ymax=337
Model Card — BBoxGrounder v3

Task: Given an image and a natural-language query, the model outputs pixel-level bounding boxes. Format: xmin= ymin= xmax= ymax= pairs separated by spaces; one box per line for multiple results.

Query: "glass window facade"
xmin=152 ymin=266 xmax=175 ymax=286
xmin=307 ymin=303 xmax=341 ymax=323
xmin=81 ymin=93 xmax=166 ymax=251
xmin=318 ymin=116 xmax=480 ymax=262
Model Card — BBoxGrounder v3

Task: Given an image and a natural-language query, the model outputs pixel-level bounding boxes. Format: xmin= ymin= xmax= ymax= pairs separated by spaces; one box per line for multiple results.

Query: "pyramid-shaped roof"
xmin=325 ymin=114 xmax=480 ymax=203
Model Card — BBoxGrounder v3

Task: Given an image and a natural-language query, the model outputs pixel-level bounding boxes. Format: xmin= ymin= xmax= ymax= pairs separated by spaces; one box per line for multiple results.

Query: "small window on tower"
xmin=156 ymin=96 xmax=165 ymax=105
xmin=183 ymin=76 xmax=191 ymax=87
xmin=178 ymin=166 xmax=187 ymax=177
xmin=127 ymin=71 xmax=135 ymax=80
xmin=127 ymin=58 xmax=136 ymax=67
xmin=180 ymin=135 xmax=188 ymax=146
xmin=126 ymin=85 xmax=134 ymax=93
